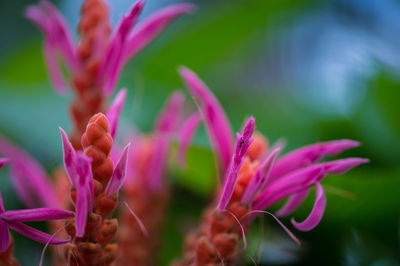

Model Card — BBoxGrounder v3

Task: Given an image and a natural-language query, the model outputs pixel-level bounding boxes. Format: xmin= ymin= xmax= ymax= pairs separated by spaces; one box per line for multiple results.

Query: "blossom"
xmin=25 ymin=0 xmax=196 ymax=95
xmin=179 ymin=66 xmax=368 ymax=232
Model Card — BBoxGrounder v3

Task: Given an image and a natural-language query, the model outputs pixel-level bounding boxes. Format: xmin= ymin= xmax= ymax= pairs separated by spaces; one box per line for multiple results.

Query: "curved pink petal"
xmin=123 ymin=3 xmax=196 ymax=61
xmin=0 ymin=158 xmax=9 ymax=169
xmin=179 ymin=66 xmax=234 ymax=176
xmin=241 ymin=147 xmax=280 ymax=205
xmin=178 ymin=112 xmax=201 ymax=168
xmin=40 ymin=1 xmax=78 ymax=69
xmin=44 ymin=41 xmax=68 ymax=94
xmin=320 ymin=158 xmax=369 ymax=176
xmin=100 ymin=1 xmax=144 ymax=95
xmin=276 ymin=188 xmax=310 ymax=217
xmin=217 ymin=118 xmax=255 ymax=211
xmin=269 ymin=140 xmax=360 ymax=183
xmin=2 ymin=208 xmax=74 ymax=223
xmin=59 ymin=127 xmax=77 ymax=186
xmin=291 ymin=183 xmax=326 ymax=231
xmin=252 ymin=166 xmax=324 ymax=211
xmin=154 ymin=91 xmax=185 ymax=133
xmin=106 ymin=143 xmax=130 ymax=196
xmin=106 ymin=89 xmax=127 ymax=139
xmin=8 ymin=221 xmax=69 ymax=245
xmin=25 ymin=5 xmax=50 ymax=35
xmin=0 ymin=135 xmax=60 ymax=208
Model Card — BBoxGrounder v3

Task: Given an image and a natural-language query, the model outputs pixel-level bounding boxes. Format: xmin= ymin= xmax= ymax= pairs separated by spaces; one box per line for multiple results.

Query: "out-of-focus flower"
xmin=118 ymin=91 xmax=200 ymax=265
xmin=25 ymin=0 xmax=195 ymax=95
xmin=25 ymin=0 xmax=195 ymax=150
xmin=173 ymin=67 xmax=368 ymax=265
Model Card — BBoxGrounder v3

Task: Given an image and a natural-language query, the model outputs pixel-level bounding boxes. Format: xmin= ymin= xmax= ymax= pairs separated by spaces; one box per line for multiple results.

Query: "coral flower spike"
xmin=174 ymin=67 xmax=369 ymax=265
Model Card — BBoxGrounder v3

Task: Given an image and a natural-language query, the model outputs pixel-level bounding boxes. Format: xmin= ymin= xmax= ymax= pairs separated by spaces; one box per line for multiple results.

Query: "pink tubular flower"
xmin=26 ymin=0 xmax=196 ymax=95
xmin=179 ymin=67 xmax=369 ymax=232
xmin=0 ymin=192 xmax=74 ymax=252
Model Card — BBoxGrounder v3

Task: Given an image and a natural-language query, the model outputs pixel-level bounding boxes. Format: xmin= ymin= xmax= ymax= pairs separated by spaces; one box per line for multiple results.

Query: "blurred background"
xmin=0 ymin=0 xmax=399 ymax=265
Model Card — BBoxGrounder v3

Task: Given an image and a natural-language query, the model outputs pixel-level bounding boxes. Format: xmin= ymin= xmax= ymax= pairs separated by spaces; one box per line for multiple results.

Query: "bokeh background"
xmin=0 ymin=0 xmax=399 ymax=265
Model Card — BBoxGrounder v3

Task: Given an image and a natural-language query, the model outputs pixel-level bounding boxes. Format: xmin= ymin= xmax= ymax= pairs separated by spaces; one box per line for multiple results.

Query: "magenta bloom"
xmin=179 ymin=67 xmax=368 ymax=232
xmin=0 ymin=160 xmax=73 ymax=252
xmin=25 ymin=0 xmax=195 ymax=95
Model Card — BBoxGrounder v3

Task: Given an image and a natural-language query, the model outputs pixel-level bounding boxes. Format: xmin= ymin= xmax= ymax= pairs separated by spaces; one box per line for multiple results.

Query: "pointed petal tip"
xmin=324 ymin=139 xmax=361 ymax=155
xmin=0 ymin=158 xmax=10 ymax=169
xmin=324 ymin=157 xmax=369 ymax=175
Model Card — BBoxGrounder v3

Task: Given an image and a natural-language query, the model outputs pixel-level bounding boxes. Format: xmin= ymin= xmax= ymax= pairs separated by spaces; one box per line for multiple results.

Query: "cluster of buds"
xmin=60 ymin=112 xmax=130 ymax=265
xmin=0 ymin=0 xmax=369 ymax=265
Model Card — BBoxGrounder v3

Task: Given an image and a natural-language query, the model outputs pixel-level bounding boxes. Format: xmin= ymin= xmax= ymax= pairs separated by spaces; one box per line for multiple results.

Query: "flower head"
xmin=26 ymin=0 xmax=196 ymax=95
xmin=179 ymin=67 xmax=369 ymax=231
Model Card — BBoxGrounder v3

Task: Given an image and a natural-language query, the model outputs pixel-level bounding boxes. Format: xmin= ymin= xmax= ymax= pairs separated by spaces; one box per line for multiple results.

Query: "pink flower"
xmin=25 ymin=0 xmax=196 ymax=95
xmin=179 ymin=67 xmax=369 ymax=231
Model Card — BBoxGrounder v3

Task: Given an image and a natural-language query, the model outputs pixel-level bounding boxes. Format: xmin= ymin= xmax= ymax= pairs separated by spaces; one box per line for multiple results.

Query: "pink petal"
xmin=24 ymin=5 xmax=50 ymax=35
xmin=75 ymin=152 xmax=94 ymax=211
xmin=123 ymin=3 xmax=196 ymax=61
xmin=75 ymin=186 xmax=88 ymax=238
xmin=59 ymin=127 xmax=77 ymax=186
xmin=74 ymin=152 xmax=94 ymax=237
xmin=179 ymin=66 xmax=234 ymax=176
xmin=106 ymin=89 xmax=127 ymax=139
xmin=291 ymin=183 xmax=326 ymax=231
xmin=276 ymin=188 xmax=310 ymax=217
xmin=0 ymin=219 xmax=10 ymax=252
xmin=0 ymin=158 xmax=9 ymax=169
xmin=217 ymin=118 xmax=255 ymax=211
xmin=2 ymin=208 xmax=74 ymax=223
xmin=241 ymin=147 xmax=280 ymax=205
xmin=40 ymin=1 xmax=78 ymax=69
xmin=0 ymin=192 xmax=4 ymax=213
xmin=8 ymin=221 xmax=69 ymax=245
xmin=321 ymin=158 xmax=369 ymax=175
xmin=105 ymin=143 xmax=130 ymax=196
xmin=147 ymin=135 xmax=169 ymax=192
xmin=154 ymin=91 xmax=185 ymax=133
xmin=252 ymin=166 xmax=324 ymax=211
xmin=100 ymin=1 xmax=144 ymax=95
xmin=269 ymin=140 xmax=360 ymax=183
xmin=177 ymin=112 xmax=201 ymax=168
xmin=0 ymin=136 xmax=60 ymax=208
xmin=44 ymin=41 xmax=68 ymax=94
